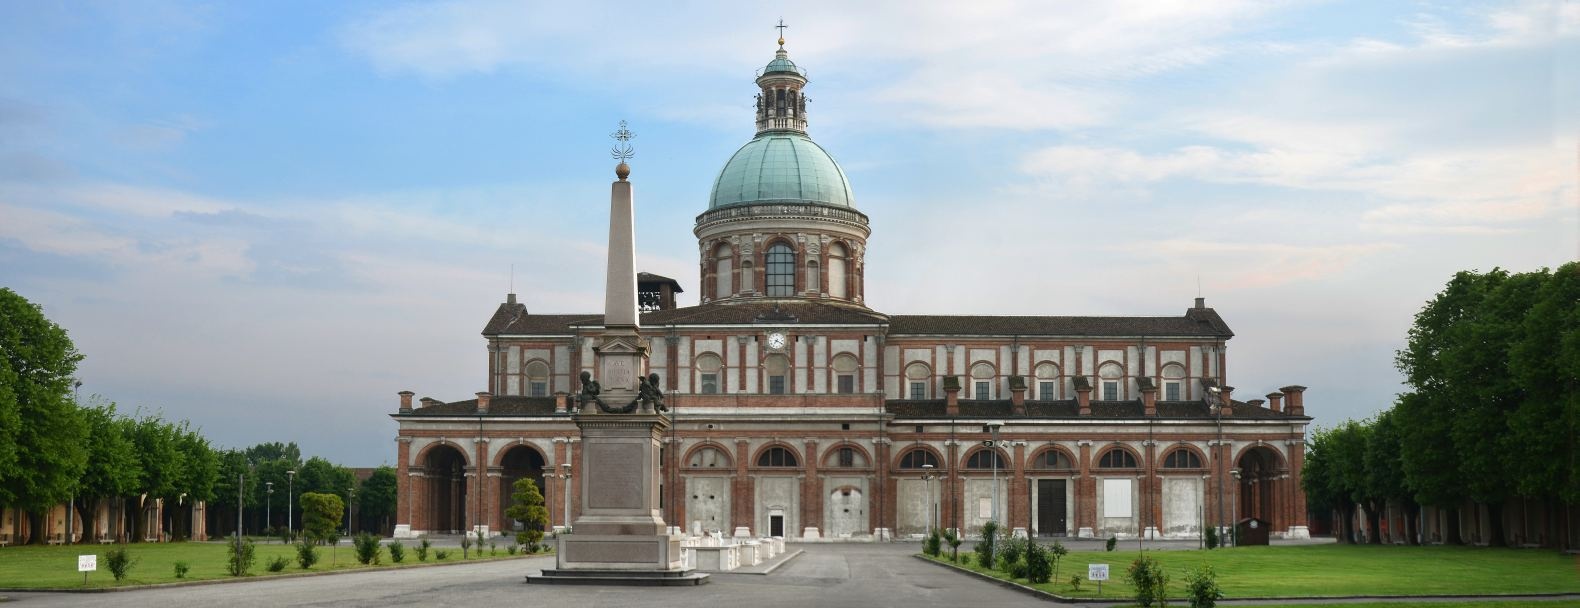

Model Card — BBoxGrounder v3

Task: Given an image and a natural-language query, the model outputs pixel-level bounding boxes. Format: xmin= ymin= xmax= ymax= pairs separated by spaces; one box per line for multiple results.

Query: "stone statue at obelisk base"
xmin=528 ymin=126 xmax=707 ymax=586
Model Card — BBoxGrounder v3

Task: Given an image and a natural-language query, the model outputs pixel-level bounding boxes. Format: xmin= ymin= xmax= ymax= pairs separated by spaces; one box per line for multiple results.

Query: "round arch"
xmin=418 ymin=442 xmax=470 ymax=534
xmin=413 ymin=439 xmax=472 ymax=468
xmin=1093 ymin=443 xmax=1143 ymax=469
xmin=818 ymin=441 xmax=873 ymax=468
xmin=1159 ymin=443 xmax=1209 ymax=470
xmin=893 ymin=445 xmax=945 ymax=471
xmin=495 ymin=443 xmax=547 ymax=533
xmin=1026 ymin=444 xmax=1078 ymax=471
xmin=682 ymin=441 xmax=734 ymax=469
xmin=749 ymin=441 xmax=802 ymax=469
xmin=1234 ymin=444 xmax=1288 ymax=525
xmin=960 ymin=445 xmax=1011 ymax=471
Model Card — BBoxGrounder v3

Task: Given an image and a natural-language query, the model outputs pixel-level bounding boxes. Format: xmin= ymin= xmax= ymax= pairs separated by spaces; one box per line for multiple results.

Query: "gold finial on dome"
xmin=775 ymin=18 xmax=787 ymax=49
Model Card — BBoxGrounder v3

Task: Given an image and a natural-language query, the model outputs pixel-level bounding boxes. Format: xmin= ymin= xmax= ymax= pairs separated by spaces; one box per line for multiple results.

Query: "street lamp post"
xmin=560 ymin=463 xmax=572 ymax=533
xmin=286 ymin=469 xmax=296 ymax=542
xmin=985 ymin=421 xmax=1004 ymax=525
xmin=266 ymin=482 xmax=273 ymax=541
xmin=1229 ymin=469 xmax=1241 ymax=548
xmin=1209 ymin=386 xmax=1225 ymax=543
xmin=921 ymin=464 xmax=936 ymax=538
xmin=346 ymin=488 xmax=355 ymax=537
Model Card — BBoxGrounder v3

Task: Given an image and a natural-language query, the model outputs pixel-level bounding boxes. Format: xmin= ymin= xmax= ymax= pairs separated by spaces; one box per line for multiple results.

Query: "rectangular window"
xmin=910 ymin=381 xmax=926 ymax=400
xmin=768 ymin=375 xmax=786 ymax=395
xmin=529 ymin=382 xmax=547 ymax=398
xmin=1103 ymin=381 xmax=1119 ymax=401
xmin=701 ymin=373 xmax=718 ymax=394
xmin=1038 ymin=381 xmax=1055 ymax=400
xmin=837 ymin=375 xmax=855 ymax=394
xmin=1165 ymin=382 xmax=1181 ymax=401
xmin=976 ymin=381 xmax=991 ymax=400
xmin=839 ymin=448 xmax=855 ymax=467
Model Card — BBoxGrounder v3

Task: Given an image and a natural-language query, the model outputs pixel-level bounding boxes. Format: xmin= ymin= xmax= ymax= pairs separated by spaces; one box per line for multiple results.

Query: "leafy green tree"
xmin=211 ymin=449 xmax=257 ymax=537
xmin=1507 ymin=262 xmax=1580 ymax=504
xmin=505 ymin=477 xmax=549 ymax=551
xmin=0 ymin=288 xmax=89 ymax=543
xmin=300 ymin=491 xmax=344 ymax=545
xmin=129 ymin=414 xmax=183 ymax=541
xmin=359 ymin=466 xmax=398 ymax=535
xmin=244 ymin=442 xmax=301 ymax=467
xmin=78 ymin=403 xmax=141 ymax=542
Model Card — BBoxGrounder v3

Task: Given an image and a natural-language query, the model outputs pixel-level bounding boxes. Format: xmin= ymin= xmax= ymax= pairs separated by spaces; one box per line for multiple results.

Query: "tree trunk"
xmin=1364 ymin=502 xmax=1382 ymax=544
xmin=1404 ymin=501 xmax=1420 ymax=545
xmin=26 ymin=510 xmax=46 ymax=545
xmin=1487 ymin=502 xmax=1507 ymax=547
xmin=1445 ymin=507 xmax=1462 ymax=544
xmin=82 ymin=497 xmax=102 ymax=542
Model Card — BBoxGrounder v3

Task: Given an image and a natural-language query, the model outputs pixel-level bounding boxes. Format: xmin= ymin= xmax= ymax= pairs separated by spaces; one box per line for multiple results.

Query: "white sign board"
xmin=1102 ymin=478 xmax=1133 ymax=518
xmin=78 ymin=554 xmax=96 ymax=572
xmin=1088 ymin=563 xmax=1109 ymax=581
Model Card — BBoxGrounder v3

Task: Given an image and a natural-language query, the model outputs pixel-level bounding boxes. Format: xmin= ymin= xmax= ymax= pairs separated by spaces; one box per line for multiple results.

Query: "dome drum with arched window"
xmin=695 ymin=41 xmax=870 ymax=306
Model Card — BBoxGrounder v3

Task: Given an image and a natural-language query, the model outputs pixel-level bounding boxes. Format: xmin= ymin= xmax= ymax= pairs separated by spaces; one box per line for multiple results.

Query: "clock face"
xmin=767 ymin=332 xmax=786 ymax=350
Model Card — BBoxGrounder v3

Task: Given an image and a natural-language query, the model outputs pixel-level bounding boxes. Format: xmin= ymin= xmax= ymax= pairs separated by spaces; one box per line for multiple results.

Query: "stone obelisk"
xmin=530 ymin=123 xmax=705 ymax=586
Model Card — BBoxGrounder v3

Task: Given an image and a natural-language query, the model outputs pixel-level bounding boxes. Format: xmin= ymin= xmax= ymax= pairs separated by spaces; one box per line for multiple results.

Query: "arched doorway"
xmin=424 ymin=444 xmax=468 ymax=534
xmin=1236 ymin=446 xmax=1283 ymax=527
xmin=498 ymin=445 xmax=546 ymax=533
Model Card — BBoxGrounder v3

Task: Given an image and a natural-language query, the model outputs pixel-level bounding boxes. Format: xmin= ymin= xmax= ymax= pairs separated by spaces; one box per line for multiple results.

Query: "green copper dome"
xmin=764 ymin=55 xmax=800 ymax=75
xmin=709 ymin=132 xmax=854 ymax=209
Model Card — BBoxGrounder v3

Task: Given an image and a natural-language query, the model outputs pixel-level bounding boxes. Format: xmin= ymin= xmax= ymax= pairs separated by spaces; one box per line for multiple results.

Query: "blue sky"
xmin=1 ymin=1 xmax=1575 ymax=466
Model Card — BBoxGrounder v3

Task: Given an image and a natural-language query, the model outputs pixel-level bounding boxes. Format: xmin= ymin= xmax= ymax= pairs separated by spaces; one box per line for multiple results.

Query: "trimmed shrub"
xmin=1069 ymin=574 xmax=1082 ymax=592
xmin=435 ymin=549 xmax=451 ymax=561
xmin=279 ymin=527 xmax=292 ymax=545
xmin=295 ymin=539 xmax=320 ymax=569
xmin=943 ymin=528 xmax=962 ymax=562
xmin=1126 ymin=555 xmax=1169 ymax=607
xmin=1025 ymin=541 xmax=1052 ymax=584
xmin=1006 ymin=557 xmax=1029 ymax=579
xmin=489 ymin=540 xmax=497 ymax=556
xmin=266 ymin=556 xmax=289 ymax=572
xmin=104 ymin=546 xmax=136 ymax=582
xmin=460 ymin=534 xmax=472 ymax=559
xmin=974 ymin=521 xmax=999 ymax=570
xmin=1205 ymin=526 xmax=1219 ymax=550
xmin=388 ymin=540 xmax=406 ymax=563
xmin=173 ymin=560 xmax=190 ymax=579
xmin=923 ymin=528 xmax=942 ymax=557
xmin=998 ymin=536 xmax=1027 ymax=569
xmin=1105 ymin=535 xmax=1118 ymax=551
xmin=227 ymin=536 xmax=257 ymax=577
xmin=354 ymin=532 xmax=382 ymax=565
xmin=507 ymin=544 xmax=519 ymax=555
xmin=1185 ymin=564 xmax=1224 ymax=608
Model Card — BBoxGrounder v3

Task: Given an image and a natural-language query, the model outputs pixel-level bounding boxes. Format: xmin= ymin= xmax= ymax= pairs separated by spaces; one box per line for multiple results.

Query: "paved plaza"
xmin=4 ymin=541 xmax=1576 ymax=608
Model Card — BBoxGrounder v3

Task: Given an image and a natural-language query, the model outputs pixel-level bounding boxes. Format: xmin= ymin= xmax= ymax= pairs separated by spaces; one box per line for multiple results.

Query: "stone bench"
xmin=691 ymin=545 xmax=738 ymax=571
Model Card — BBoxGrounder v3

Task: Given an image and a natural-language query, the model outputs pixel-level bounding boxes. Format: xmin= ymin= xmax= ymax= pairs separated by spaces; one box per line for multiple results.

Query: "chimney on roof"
xmin=476 ymin=391 xmax=492 ymax=414
xmin=1009 ymin=376 xmax=1027 ymax=416
xmin=1247 ymin=398 xmax=1265 ymax=409
xmin=943 ymin=376 xmax=961 ymax=415
xmin=419 ymin=397 xmax=438 ymax=409
xmin=507 ymin=293 xmax=517 ymax=305
xmin=398 ymin=391 xmax=414 ymax=413
xmin=1140 ymin=380 xmax=1158 ymax=417
xmin=1266 ymin=391 xmax=1284 ymax=413
xmin=1280 ymin=385 xmax=1307 ymax=416
xmin=1219 ymin=386 xmax=1235 ymax=416
xmin=1194 ymin=297 xmax=1206 ymax=309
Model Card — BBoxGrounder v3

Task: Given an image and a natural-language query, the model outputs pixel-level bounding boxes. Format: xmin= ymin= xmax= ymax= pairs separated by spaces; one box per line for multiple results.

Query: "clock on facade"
xmin=766 ymin=332 xmax=786 ymax=350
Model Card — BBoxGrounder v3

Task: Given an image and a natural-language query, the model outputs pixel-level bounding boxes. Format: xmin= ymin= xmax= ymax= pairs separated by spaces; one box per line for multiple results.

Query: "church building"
xmin=389 ymin=37 xmax=1312 ymax=542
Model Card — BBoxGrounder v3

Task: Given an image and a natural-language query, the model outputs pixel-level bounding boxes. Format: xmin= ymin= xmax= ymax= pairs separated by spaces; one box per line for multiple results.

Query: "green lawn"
xmin=1275 ymin=603 xmax=1580 ymax=608
xmin=925 ymin=544 xmax=1580 ymax=600
xmin=0 ymin=540 xmax=546 ymax=589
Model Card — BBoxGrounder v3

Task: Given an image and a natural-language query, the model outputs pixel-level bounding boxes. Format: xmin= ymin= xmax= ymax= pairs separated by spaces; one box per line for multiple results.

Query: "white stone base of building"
xmin=1285 ymin=525 xmax=1311 ymax=539
xmin=872 ymin=528 xmax=892 ymax=541
xmin=801 ymin=527 xmax=821 ymax=540
xmin=1143 ymin=526 xmax=1161 ymax=539
xmin=733 ymin=526 xmax=752 ymax=538
xmin=1011 ymin=527 xmax=1028 ymax=538
xmin=471 ymin=525 xmax=492 ymax=538
xmin=393 ymin=524 xmax=415 ymax=539
xmin=1077 ymin=527 xmax=1095 ymax=538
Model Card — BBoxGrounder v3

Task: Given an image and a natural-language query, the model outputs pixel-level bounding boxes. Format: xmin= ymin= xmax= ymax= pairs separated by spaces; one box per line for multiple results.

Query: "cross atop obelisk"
xmin=603 ymin=120 xmax=639 ymax=330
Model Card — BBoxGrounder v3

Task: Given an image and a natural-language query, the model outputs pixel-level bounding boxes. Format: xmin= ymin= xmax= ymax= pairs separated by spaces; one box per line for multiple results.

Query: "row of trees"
xmin=0 ymin=287 xmax=394 ymax=544
xmin=1303 ymin=263 xmax=1578 ymax=547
